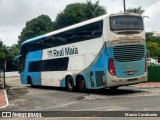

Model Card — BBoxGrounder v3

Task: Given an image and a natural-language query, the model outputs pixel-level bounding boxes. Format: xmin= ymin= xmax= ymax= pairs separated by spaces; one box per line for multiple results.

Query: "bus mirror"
xmin=13 ymin=55 xmax=22 ymax=66
xmin=12 ymin=61 xmax=18 ymax=66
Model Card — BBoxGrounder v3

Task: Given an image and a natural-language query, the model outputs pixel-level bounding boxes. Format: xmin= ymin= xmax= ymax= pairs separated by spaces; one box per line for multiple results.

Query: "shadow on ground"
xmin=26 ymin=85 xmax=145 ymax=96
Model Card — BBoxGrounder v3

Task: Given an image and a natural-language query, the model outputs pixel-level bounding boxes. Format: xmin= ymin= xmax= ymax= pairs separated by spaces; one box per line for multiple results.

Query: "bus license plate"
xmin=127 ymin=71 xmax=134 ymax=75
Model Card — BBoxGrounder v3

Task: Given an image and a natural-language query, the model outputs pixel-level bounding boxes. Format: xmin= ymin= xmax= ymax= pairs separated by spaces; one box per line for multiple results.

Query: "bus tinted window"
xmin=29 ymin=57 xmax=69 ymax=72
xmin=44 ymin=20 xmax=103 ymax=47
xmin=110 ymin=16 xmax=143 ymax=31
xmin=21 ymin=20 xmax=103 ymax=55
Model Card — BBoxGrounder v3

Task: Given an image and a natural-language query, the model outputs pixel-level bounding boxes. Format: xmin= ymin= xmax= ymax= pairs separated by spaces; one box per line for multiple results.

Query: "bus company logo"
xmin=47 ymin=46 xmax=78 ymax=58
xmin=2 ymin=112 xmax=11 ymax=117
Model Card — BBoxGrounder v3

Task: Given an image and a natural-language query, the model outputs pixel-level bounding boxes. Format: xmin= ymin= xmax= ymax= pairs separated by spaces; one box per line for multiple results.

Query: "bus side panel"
xmin=41 ymin=37 xmax=104 ymax=87
xmin=80 ymin=18 xmax=109 ymax=89
xmin=21 ymin=50 xmax=42 ymax=85
xmin=41 ymin=71 xmax=66 ymax=86
xmin=20 ymin=72 xmax=28 ymax=84
xmin=28 ymin=72 xmax=41 ymax=85
xmin=81 ymin=47 xmax=109 ymax=89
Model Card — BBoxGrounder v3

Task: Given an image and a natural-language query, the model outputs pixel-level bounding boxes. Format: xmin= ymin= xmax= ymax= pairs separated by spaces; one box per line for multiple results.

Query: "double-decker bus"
xmin=15 ymin=12 xmax=147 ymax=91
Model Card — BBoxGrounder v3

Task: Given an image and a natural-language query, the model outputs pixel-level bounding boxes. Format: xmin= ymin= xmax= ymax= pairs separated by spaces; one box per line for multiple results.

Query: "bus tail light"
xmin=108 ymin=58 xmax=116 ymax=76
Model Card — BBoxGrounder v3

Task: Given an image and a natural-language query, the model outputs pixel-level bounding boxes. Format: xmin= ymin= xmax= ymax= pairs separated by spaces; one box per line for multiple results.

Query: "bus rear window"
xmin=110 ymin=16 xmax=143 ymax=31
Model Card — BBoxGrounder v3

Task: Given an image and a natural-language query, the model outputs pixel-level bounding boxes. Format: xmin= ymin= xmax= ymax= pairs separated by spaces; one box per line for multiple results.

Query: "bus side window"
xmin=91 ymin=30 xmax=102 ymax=37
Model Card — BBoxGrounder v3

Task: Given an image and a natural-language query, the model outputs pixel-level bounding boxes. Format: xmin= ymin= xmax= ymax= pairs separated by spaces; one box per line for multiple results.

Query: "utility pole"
xmin=123 ymin=0 xmax=126 ymax=12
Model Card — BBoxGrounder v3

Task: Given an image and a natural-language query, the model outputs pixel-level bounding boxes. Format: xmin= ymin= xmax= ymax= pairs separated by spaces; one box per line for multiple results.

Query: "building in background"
xmin=152 ymin=31 xmax=160 ymax=37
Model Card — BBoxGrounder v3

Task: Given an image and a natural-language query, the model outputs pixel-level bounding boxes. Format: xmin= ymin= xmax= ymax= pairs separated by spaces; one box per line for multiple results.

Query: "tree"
xmin=0 ymin=45 xmax=9 ymax=58
xmin=0 ymin=44 xmax=20 ymax=71
xmin=146 ymin=32 xmax=154 ymax=39
xmin=83 ymin=0 xmax=106 ymax=20
xmin=0 ymin=39 xmax=2 ymax=47
xmin=54 ymin=3 xmax=85 ymax=29
xmin=146 ymin=32 xmax=160 ymax=43
xmin=9 ymin=44 xmax=20 ymax=58
xmin=145 ymin=32 xmax=160 ymax=58
xmin=0 ymin=44 xmax=19 ymax=59
xmin=54 ymin=0 xmax=106 ymax=29
xmin=126 ymin=6 xmax=144 ymax=14
xmin=18 ymin=15 xmax=54 ymax=46
xmin=147 ymin=42 xmax=159 ymax=51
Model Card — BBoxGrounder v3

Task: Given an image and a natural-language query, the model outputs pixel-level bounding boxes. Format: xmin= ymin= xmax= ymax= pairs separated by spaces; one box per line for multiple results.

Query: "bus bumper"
xmin=106 ymin=72 xmax=148 ymax=87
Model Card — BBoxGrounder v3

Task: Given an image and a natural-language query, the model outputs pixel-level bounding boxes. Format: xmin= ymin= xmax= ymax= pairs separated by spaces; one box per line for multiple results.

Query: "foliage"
xmin=83 ymin=0 xmax=106 ymax=20
xmin=54 ymin=0 xmax=106 ymax=29
xmin=0 ymin=44 xmax=19 ymax=59
xmin=0 ymin=44 xmax=19 ymax=71
xmin=146 ymin=42 xmax=159 ymax=51
xmin=0 ymin=45 xmax=11 ymax=59
xmin=126 ymin=6 xmax=144 ymax=14
xmin=146 ymin=32 xmax=154 ymax=38
xmin=18 ymin=15 xmax=54 ymax=46
xmin=18 ymin=1 xmax=106 ymax=45
xmin=1 ymin=0 xmax=106 ymax=60
xmin=146 ymin=32 xmax=160 ymax=43
xmin=146 ymin=32 xmax=160 ymax=59
xmin=54 ymin=3 xmax=85 ymax=29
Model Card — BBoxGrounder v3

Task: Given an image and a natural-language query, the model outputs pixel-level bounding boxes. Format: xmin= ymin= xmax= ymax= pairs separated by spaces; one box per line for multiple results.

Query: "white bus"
xmin=15 ymin=12 xmax=147 ymax=91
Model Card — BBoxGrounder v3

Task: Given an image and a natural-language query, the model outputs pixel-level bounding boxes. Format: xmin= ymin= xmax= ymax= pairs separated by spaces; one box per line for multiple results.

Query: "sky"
xmin=0 ymin=0 xmax=160 ymax=46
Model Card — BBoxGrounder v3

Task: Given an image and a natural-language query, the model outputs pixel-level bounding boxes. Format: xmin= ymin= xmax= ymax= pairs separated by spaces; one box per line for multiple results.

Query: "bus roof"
xmin=21 ymin=14 xmax=108 ymax=47
xmin=21 ymin=12 xmax=142 ymax=47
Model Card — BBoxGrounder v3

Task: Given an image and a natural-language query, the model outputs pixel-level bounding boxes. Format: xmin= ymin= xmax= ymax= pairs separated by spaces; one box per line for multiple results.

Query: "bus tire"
xmin=77 ymin=76 xmax=86 ymax=92
xmin=66 ymin=76 xmax=75 ymax=91
xmin=27 ymin=76 xmax=35 ymax=88
xmin=109 ymin=86 xmax=119 ymax=90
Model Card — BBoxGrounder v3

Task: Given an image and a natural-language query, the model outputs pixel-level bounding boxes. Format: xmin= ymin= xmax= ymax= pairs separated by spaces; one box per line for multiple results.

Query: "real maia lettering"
xmin=47 ymin=46 xmax=78 ymax=58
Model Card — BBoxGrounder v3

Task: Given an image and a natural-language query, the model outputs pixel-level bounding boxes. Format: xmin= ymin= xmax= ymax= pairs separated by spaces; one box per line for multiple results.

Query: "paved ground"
xmin=1 ymin=77 xmax=160 ymax=109
xmin=0 ymin=75 xmax=20 ymax=109
xmin=133 ymin=82 xmax=160 ymax=87
xmin=0 ymin=89 xmax=7 ymax=108
xmin=1 ymin=75 xmax=160 ymax=120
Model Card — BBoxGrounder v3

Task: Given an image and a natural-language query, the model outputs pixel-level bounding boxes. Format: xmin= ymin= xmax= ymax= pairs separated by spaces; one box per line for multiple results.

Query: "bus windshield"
xmin=110 ymin=16 xmax=143 ymax=31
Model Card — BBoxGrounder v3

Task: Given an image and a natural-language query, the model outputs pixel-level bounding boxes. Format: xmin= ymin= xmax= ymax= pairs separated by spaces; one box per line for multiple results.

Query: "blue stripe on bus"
xmin=21 ymin=35 xmax=46 ymax=47
xmin=20 ymin=50 xmax=42 ymax=85
xmin=82 ymin=47 xmax=109 ymax=89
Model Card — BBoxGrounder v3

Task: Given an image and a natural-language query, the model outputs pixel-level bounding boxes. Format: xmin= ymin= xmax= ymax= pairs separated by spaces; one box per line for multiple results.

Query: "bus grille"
xmin=95 ymin=71 xmax=106 ymax=87
xmin=113 ymin=45 xmax=144 ymax=62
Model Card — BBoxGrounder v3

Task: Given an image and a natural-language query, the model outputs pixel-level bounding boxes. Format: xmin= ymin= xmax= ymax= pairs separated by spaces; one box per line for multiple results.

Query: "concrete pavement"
xmin=1 ymin=73 xmax=160 ymax=109
xmin=1 ymin=77 xmax=160 ymax=120
xmin=132 ymin=82 xmax=160 ymax=87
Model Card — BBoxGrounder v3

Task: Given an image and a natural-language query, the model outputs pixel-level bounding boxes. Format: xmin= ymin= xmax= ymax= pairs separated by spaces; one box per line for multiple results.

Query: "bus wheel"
xmin=27 ymin=76 xmax=34 ymax=88
xmin=77 ymin=76 xmax=86 ymax=92
xmin=109 ymin=86 xmax=119 ymax=90
xmin=66 ymin=76 xmax=75 ymax=91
